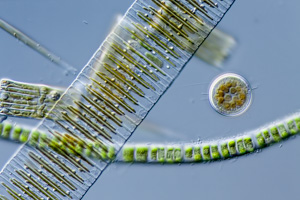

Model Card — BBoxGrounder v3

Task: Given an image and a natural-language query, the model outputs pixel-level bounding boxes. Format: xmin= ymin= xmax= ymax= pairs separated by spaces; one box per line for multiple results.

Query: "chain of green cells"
xmin=0 ymin=79 xmax=298 ymax=164
xmin=0 ymin=113 xmax=299 ymax=164
xmin=0 ymin=0 xmax=235 ymax=199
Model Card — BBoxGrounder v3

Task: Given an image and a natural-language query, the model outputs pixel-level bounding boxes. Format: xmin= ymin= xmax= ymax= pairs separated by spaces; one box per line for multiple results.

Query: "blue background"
xmin=0 ymin=0 xmax=300 ymax=199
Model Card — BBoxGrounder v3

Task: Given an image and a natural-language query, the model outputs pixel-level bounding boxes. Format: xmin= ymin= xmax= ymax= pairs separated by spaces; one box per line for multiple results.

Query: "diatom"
xmin=10 ymin=178 xmax=40 ymax=200
xmin=131 ymin=23 xmax=180 ymax=58
xmin=0 ymin=194 xmax=9 ymax=200
xmin=24 ymin=163 xmax=72 ymax=197
xmin=28 ymin=152 xmax=77 ymax=191
xmin=0 ymin=18 xmax=76 ymax=73
xmin=209 ymin=73 xmax=252 ymax=116
xmin=16 ymin=170 xmax=59 ymax=200
xmin=124 ymin=27 xmax=177 ymax=66
xmin=0 ymin=0 xmax=236 ymax=198
xmin=38 ymin=149 xmax=84 ymax=182
xmin=1 ymin=182 xmax=24 ymax=200
xmin=0 ymin=79 xmax=63 ymax=120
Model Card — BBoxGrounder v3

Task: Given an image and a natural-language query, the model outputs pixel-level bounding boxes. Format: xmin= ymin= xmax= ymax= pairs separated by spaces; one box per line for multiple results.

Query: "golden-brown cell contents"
xmin=213 ymin=79 xmax=248 ymax=112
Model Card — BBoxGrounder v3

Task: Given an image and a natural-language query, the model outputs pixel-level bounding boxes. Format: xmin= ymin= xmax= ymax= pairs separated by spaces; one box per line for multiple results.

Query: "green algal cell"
xmin=67 ymin=144 xmax=76 ymax=156
xmin=211 ymin=145 xmax=220 ymax=160
xmin=39 ymin=132 xmax=47 ymax=142
xmin=94 ymin=142 xmax=102 ymax=150
xmin=48 ymin=137 xmax=60 ymax=152
xmin=136 ymin=147 xmax=148 ymax=162
xmin=145 ymin=52 xmax=163 ymax=68
xmin=262 ymin=129 xmax=272 ymax=143
xmin=60 ymin=137 xmax=68 ymax=146
xmin=174 ymin=148 xmax=182 ymax=162
xmin=150 ymin=147 xmax=158 ymax=161
xmin=221 ymin=143 xmax=230 ymax=158
xmin=93 ymin=142 xmax=109 ymax=160
xmin=295 ymin=117 xmax=300 ymax=130
xmin=277 ymin=124 xmax=288 ymax=139
xmin=243 ymin=137 xmax=254 ymax=152
xmin=75 ymin=144 xmax=83 ymax=154
xmin=193 ymin=147 xmax=202 ymax=161
xmin=234 ymin=139 xmax=245 ymax=154
xmin=123 ymin=147 xmax=134 ymax=162
xmin=94 ymin=142 xmax=108 ymax=154
xmin=166 ymin=147 xmax=174 ymax=163
xmin=256 ymin=133 xmax=265 ymax=147
xmin=19 ymin=129 xmax=30 ymax=143
xmin=38 ymin=132 xmax=48 ymax=148
xmin=70 ymin=146 xmax=79 ymax=156
xmin=29 ymin=130 xmax=40 ymax=146
xmin=228 ymin=140 xmax=237 ymax=156
xmin=100 ymin=149 xmax=107 ymax=160
xmin=12 ymin=126 xmax=22 ymax=140
xmin=77 ymin=139 xmax=85 ymax=147
xmin=85 ymin=148 xmax=92 ymax=157
xmin=270 ymin=127 xmax=281 ymax=142
xmin=287 ymin=120 xmax=297 ymax=135
xmin=158 ymin=148 xmax=165 ymax=163
xmin=107 ymin=146 xmax=116 ymax=160
xmin=139 ymin=40 xmax=152 ymax=51
xmin=184 ymin=146 xmax=193 ymax=159
xmin=85 ymin=143 xmax=93 ymax=157
xmin=93 ymin=147 xmax=106 ymax=160
xmin=1 ymin=123 xmax=12 ymax=139
xmin=202 ymin=145 xmax=211 ymax=161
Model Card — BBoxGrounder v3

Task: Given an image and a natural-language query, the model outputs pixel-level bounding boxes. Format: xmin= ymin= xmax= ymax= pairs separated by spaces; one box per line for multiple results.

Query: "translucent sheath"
xmin=117 ymin=113 xmax=300 ymax=163
xmin=0 ymin=0 xmax=235 ymax=199
xmin=0 ymin=112 xmax=298 ymax=164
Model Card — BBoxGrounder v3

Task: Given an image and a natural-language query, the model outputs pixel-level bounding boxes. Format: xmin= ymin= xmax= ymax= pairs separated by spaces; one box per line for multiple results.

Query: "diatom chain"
xmin=0 ymin=0 xmax=235 ymax=199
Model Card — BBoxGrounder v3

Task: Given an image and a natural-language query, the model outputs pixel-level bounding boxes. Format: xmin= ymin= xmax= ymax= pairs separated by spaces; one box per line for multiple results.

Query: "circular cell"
xmin=209 ymin=73 xmax=252 ymax=116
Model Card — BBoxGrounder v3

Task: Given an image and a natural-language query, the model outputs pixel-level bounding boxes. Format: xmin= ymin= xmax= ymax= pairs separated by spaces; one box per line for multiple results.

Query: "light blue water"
xmin=0 ymin=0 xmax=299 ymax=199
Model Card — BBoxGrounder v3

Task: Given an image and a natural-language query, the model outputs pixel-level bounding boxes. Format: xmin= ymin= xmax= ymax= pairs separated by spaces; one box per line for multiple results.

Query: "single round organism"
xmin=209 ymin=73 xmax=252 ymax=116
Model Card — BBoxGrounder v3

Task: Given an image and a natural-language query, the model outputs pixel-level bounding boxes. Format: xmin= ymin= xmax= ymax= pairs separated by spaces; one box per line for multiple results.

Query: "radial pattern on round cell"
xmin=209 ymin=73 xmax=252 ymax=116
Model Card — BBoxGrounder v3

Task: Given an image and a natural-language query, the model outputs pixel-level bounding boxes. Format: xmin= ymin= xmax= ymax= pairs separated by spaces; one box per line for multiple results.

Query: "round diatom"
xmin=209 ymin=73 xmax=252 ymax=116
